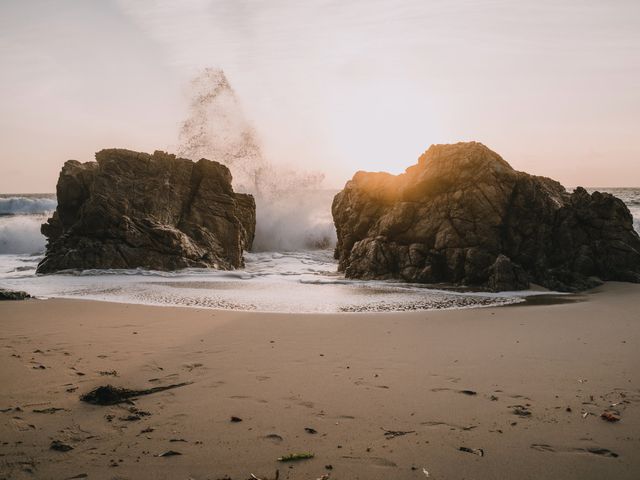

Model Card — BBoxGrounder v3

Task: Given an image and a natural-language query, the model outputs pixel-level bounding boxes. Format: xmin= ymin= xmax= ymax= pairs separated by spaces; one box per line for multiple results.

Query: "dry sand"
xmin=1 ymin=282 xmax=639 ymax=479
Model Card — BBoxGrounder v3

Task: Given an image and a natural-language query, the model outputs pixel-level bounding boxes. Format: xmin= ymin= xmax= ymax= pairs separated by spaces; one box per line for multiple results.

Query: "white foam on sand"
xmin=0 ymin=250 xmax=545 ymax=313
xmin=7 ymin=188 xmax=638 ymax=313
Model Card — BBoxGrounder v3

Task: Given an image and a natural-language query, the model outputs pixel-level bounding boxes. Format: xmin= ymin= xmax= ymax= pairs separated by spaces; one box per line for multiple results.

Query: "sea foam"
xmin=0 ymin=189 xmax=637 ymax=312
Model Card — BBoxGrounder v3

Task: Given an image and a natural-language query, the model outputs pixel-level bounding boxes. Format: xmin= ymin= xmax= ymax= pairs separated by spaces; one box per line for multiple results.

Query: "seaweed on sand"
xmin=277 ymin=452 xmax=314 ymax=462
xmin=80 ymin=382 xmax=192 ymax=405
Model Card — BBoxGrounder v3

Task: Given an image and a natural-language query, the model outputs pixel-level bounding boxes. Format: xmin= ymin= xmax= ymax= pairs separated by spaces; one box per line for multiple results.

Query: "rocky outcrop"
xmin=332 ymin=142 xmax=640 ymax=291
xmin=37 ymin=149 xmax=255 ymax=273
xmin=0 ymin=289 xmax=31 ymax=301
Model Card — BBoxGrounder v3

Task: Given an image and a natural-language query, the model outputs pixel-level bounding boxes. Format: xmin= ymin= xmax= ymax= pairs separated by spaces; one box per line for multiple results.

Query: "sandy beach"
xmin=1 ymin=283 xmax=639 ymax=480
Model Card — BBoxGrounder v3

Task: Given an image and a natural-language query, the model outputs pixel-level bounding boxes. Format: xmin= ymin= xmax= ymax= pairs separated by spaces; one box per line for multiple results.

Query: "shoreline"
xmin=1 ymin=282 xmax=639 ymax=479
xmin=0 ymin=277 xmax=565 ymax=315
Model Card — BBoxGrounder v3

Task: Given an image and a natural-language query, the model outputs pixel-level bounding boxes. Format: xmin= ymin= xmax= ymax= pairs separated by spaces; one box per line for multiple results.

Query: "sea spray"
xmin=0 ymin=215 xmax=49 ymax=254
xmin=177 ymin=68 xmax=334 ymax=251
xmin=252 ymin=190 xmax=337 ymax=251
xmin=0 ymin=195 xmax=55 ymax=255
xmin=177 ymin=68 xmax=267 ymax=193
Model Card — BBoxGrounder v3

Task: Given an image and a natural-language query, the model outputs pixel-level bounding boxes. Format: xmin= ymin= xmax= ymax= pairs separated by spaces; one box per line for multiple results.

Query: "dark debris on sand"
xmin=601 ymin=411 xmax=621 ymax=422
xmin=459 ymin=446 xmax=484 ymax=457
xmin=50 ymin=440 xmax=73 ymax=452
xmin=459 ymin=390 xmax=477 ymax=396
xmin=33 ymin=407 xmax=68 ymax=414
xmin=511 ymin=405 xmax=532 ymax=417
xmin=382 ymin=428 xmax=416 ymax=439
xmin=157 ymin=450 xmax=182 ymax=457
xmin=80 ymin=382 xmax=192 ymax=405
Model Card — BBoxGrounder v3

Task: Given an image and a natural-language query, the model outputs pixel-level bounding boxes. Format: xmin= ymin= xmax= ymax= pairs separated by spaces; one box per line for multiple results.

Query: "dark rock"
xmin=50 ymin=440 xmax=73 ymax=452
xmin=459 ymin=446 xmax=484 ymax=457
xmin=0 ymin=289 xmax=31 ymax=301
xmin=332 ymin=142 xmax=640 ymax=291
xmin=37 ymin=149 xmax=255 ymax=273
xmin=459 ymin=390 xmax=477 ymax=396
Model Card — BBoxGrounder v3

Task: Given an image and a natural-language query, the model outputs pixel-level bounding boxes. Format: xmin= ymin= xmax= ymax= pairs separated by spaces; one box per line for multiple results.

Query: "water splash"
xmin=176 ymin=68 xmax=335 ymax=251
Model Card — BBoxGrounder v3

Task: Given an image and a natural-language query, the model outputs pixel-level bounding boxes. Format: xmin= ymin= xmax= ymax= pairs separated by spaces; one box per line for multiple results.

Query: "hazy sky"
xmin=1 ymin=0 xmax=639 ymax=192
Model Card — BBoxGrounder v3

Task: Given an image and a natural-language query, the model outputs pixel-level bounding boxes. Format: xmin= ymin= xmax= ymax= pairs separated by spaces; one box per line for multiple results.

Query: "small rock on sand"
xmin=50 ymin=440 xmax=73 ymax=452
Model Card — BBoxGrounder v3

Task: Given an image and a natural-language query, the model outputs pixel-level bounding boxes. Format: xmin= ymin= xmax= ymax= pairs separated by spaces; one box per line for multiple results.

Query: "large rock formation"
xmin=37 ymin=149 xmax=255 ymax=273
xmin=332 ymin=142 xmax=640 ymax=291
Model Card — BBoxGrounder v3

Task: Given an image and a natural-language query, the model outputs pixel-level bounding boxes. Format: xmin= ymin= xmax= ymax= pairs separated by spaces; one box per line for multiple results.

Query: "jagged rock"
xmin=332 ymin=142 xmax=640 ymax=291
xmin=37 ymin=149 xmax=255 ymax=273
xmin=0 ymin=289 xmax=31 ymax=301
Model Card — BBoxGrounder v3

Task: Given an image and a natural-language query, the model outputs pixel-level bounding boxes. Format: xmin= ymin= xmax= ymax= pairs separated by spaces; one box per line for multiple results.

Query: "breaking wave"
xmin=0 ymin=195 xmax=55 ymax=254
xmin=0 ymin=215 xmax=49 ymax=254
xmin=0 ymin=196 xmax=56 ymax=216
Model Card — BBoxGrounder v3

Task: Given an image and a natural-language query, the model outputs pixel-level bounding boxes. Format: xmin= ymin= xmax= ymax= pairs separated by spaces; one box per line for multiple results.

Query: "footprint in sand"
xmin=10 ymin=417 xmax=36 ymax=431
xmin=204 ymin=380 xmax=225 ymax=388
xmin=531 ymin=444 xmax=619 ymax=458
xmin=371 ymin=457 xmax=398 ymax=467
xmin=342 ymin=455 xmax=397 ymax=468
xmin=148 ymin=373 xmax=180 ymax=383
xmin=421 ymin=421 xmax=477 ymax=431
xmin=431 ymin=387 xmax=479 ymax=396
xmin=183 ymin=362 xmax=204 ymax=372
xmin=354 ymin=379 xmax=390 ymax=389
xmin=262 ymin=433 xmax=284 ymax=444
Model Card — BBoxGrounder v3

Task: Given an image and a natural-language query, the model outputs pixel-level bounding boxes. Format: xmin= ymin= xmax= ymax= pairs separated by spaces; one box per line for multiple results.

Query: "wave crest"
xmin=0 ymin=196 xmax=56 ymax=216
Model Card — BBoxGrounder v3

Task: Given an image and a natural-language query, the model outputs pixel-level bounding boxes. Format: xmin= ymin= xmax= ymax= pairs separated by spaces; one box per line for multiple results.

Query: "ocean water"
xmin=0 ymin=188 xmax=638 ymax=313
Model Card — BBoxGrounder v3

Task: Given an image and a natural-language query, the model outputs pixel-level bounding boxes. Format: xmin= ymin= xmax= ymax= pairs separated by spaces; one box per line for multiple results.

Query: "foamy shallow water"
xmin=0 ymin=250 xmax=544 ymax=313
xmin=2 ymin=187 xmax=638 ymax=313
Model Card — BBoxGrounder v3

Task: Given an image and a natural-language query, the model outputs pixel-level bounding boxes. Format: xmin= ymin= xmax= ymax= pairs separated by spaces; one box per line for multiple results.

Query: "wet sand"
xmin=1 ymin=282 xmax=639 ymax=479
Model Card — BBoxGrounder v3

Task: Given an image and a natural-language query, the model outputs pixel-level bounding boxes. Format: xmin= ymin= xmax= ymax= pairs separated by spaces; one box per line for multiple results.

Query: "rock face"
xmin=0 ymin=289 xmax=31 ymax=301
xmin=37 ymin=149 xmax=255 ymax=273
xmin=332 ymin=142 xmax=640 ymax=291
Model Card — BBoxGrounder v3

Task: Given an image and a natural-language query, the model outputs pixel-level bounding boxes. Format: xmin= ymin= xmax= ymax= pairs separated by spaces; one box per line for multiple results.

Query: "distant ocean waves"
xmin=0 ymin=194 xmax=57 ymax=215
